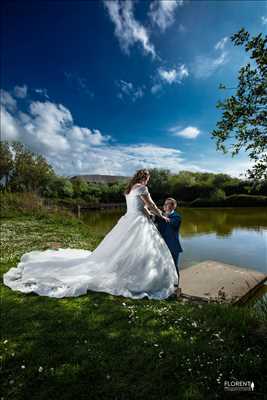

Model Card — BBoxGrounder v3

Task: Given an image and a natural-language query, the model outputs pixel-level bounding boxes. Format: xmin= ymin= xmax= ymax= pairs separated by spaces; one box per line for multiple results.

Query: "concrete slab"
xmin=179 ymin=260 xmax=267 ymax=304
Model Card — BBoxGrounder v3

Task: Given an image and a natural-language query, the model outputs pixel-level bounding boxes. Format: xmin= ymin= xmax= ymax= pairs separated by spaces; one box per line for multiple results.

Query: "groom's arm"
xmin=168 ymin=214 xmax=181 ymax=230
xmin=154 ymin=214 xmax=166 ymax=224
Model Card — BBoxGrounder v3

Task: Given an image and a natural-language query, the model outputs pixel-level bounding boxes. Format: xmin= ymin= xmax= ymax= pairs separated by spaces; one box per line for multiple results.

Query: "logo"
xmin=224 ymin=380 xmax=255 ymax=392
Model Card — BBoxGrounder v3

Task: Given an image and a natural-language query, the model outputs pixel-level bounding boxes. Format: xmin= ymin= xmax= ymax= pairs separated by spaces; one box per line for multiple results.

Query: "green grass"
xmin=1 ymin=213 xmax=266 ymax=400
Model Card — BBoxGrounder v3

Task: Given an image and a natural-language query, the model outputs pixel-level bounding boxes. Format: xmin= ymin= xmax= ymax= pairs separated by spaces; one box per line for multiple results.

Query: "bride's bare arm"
xmin=140 ymin=193 xmax=165 ymax=219
xmin=143 ymin=205 xmax=152 ymax=218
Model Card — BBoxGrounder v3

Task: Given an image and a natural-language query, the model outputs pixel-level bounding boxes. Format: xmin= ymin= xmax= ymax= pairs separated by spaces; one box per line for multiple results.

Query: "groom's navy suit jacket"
xmin=155 ymin=210 xmax=183 ymax=268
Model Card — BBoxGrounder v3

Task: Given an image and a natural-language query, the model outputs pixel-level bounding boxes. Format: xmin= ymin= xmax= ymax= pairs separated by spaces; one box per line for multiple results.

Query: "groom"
xmin=153 ymin=198 xmax=183 ymax=292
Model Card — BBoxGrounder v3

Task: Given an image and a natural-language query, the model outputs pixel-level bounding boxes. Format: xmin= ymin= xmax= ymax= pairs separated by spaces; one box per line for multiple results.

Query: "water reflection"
xmin=81 ymin=207 xmax=267 ymax=274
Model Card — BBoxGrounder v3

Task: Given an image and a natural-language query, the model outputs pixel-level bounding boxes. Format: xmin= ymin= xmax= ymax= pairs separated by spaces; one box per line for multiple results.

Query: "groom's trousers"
xmin=171 ymin=252 xmax=180 ymax=287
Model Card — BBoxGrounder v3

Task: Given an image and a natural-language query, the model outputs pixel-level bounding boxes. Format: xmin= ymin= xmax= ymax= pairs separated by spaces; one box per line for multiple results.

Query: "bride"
xmin=3 ymin=169 xmax=179 ymax=300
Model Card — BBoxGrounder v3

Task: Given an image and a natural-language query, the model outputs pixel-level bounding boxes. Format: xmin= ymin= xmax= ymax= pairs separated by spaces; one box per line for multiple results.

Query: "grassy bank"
xmin=1 ymin=211 xmax=266 ymax=400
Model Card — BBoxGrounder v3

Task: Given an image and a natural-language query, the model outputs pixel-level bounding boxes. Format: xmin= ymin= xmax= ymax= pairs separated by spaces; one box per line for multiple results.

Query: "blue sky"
xmin=1 ymin=0 xmax=266 ymax=177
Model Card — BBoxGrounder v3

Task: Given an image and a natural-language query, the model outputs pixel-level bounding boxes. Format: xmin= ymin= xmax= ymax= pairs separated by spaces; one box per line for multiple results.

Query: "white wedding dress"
xmin=3 ymin=185 xmax=178 ymax=299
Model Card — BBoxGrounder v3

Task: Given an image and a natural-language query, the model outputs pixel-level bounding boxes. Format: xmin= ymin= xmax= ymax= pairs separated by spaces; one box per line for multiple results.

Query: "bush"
xmin=0 ymin=192 xmax=74 ymax=219
xmin=210 ymin=188 xmax=226 ymax=201
xmin=0 ymin=192 xmax=43 ymax=217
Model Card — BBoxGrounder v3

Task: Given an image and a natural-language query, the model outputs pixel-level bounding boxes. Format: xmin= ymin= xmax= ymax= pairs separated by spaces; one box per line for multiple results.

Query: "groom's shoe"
xmin=173 ymin=284 xmax=182 ymax=298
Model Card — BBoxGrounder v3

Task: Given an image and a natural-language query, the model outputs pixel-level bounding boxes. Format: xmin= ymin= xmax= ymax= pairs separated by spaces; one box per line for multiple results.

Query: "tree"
xmin=211 ymin=28 xmax=267 ymax=183
xmin=42 ymin=176 xmax=73 ymax=198
xmin=148 ymin=168 xmax=171 ymax=200
xmin=9 ymin=141 xmax=55 ymax=192
xmin=0 ymin=141 xmax=13 ymax=187
xmin=72 ymin=178 xmax=90 ymax=198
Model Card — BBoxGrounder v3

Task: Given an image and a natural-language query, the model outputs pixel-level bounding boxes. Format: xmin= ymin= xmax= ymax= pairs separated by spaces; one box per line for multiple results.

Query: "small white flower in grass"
xmin=3 ymin=340 xmax=8 ymax=344
xmin=192 ymin=322 xmax=197 ymax=327
xmin=154 ymin=344 xmax=159 ymax=347
xmin=11 ymin=353 xmax=15 ymax=357
xmin=188 ymin=368 xmax=192 ymax=372
xmin=106 ymin=374 xmax=111 ymax=380
xmin=21 ymin=365 xmax=26 ymax=369
xmin=122 ymin=303 xmax=126 ymax=306
xmin=38 ymin=366 xmax=43 ymax=373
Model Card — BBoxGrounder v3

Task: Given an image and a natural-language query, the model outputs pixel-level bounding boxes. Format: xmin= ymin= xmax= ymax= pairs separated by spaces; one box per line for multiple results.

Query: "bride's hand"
xmin=162 ymin=215 xmax=170 ymax=222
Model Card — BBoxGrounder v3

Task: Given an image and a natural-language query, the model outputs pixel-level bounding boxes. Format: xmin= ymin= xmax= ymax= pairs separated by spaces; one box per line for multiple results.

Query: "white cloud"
xmin=0 ymin=107 xmax=20 ymax=141
xmin=192 ymin=37 xmax=229 ymax=79
xmin=195 ymin=151 xmax=255 ymax=179
xmin=169 ymin=125 xmax=200 ymax=139
xmin=13 ymin=85 xmax=28 ymax=98
xmin=158 ymin=68 xmax=178 ymax=84
xmin=0 ymin=89 xmax=17 ymax=111
xmin=149 ymin=0 xmax=184 ymax=32
xmin=0 ymin=89 xmax=109 ymax=158
xmin=1 ymin=87 xmax=250 ymax=178
xmin=0 ymin=87 xmax=192 ymax=176
xmin=158 ymin=64 xmax=189 ymax=84
xmin=214 ymin=36 xmax=228 ymax=51
xmin=193 ymin=52 xmax=229 ymax=78
xmin=116 ymin=80 xmax=144 ymax=101
xmin=261 ymin=16 xmax=267 ymax=25
xmin=104 ymin=0 xmax=156 ymax=58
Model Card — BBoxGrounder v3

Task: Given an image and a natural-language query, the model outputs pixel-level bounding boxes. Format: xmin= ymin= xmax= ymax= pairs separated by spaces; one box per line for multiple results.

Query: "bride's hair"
xmin=124 ymin=169 xmax=150 ymax=195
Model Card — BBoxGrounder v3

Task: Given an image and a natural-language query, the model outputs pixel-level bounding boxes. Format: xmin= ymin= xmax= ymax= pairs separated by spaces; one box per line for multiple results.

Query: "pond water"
xmin=81 ymin=207 xmax=267 ymax=303
xmin=81 ymin=207 xmax=267 ymax=276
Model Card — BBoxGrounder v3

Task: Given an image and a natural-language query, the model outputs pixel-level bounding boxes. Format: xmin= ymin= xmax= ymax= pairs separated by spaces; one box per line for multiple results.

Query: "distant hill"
xmin=70 ymin=174 xmax=130 ymax=184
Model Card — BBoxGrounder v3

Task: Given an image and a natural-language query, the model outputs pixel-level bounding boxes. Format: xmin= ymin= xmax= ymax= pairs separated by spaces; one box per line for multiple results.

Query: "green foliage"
xmin=0 ymin=141 xmax=13 ymax=187
xmin=1 ymin=140 xmax=267 ymax=206
xmin=148 ymin=168 xmax=172 ymax=199
xmin=41 ymin=175 xmax=74 ymax=198
xmin=212 ymin=28 xmax=267 ymax=183
xmin=0 ymin=192 xmax=43 ymax=217
xmin=1 ymin=141 xmax=55 ymax=193
xmin=210 ymin=188 xmax=226 ymax=201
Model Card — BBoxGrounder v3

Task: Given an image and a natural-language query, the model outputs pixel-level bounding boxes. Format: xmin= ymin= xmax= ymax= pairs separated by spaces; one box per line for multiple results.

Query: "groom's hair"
xmin=165 ymin=198 xmax=177 ymax=209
